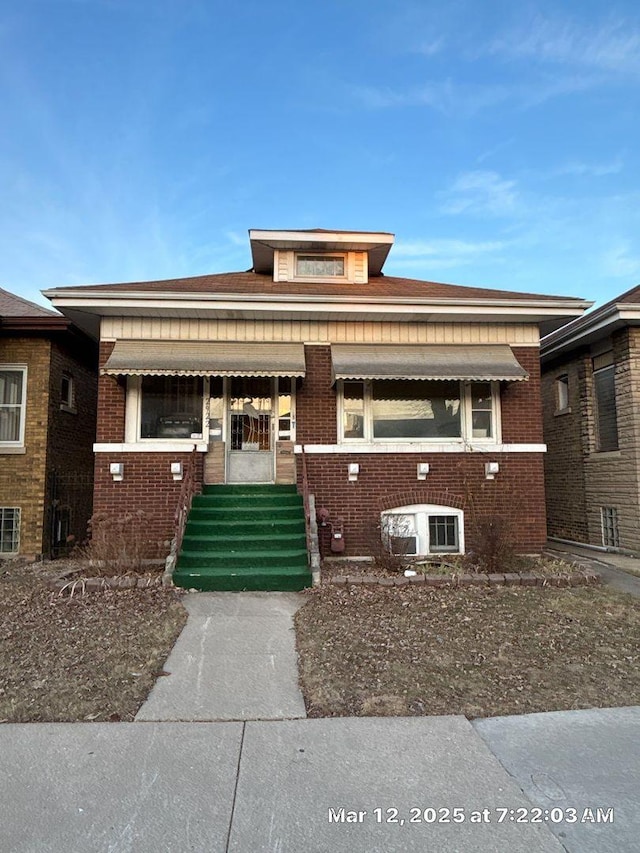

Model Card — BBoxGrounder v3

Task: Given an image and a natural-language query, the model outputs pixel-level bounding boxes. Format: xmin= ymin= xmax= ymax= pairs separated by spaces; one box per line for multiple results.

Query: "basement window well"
xmin=381 ymin=505 xmax=464 ymax=556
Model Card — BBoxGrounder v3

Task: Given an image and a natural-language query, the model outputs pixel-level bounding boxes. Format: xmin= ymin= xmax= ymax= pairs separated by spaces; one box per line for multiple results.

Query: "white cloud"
xmin=440 ymin=171 xmax=518 ymax=216
xmin=389 ymin=238 xmax=508 ymax=273
xmin=552 ymin=159 xmax=623 ymax=178
xmin=489 ymin=14 xmax=640 ymax=76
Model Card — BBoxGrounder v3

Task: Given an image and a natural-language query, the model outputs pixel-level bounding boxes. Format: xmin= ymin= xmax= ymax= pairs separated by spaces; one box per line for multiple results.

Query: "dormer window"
xmin=295 ymin=254 xmax=346 ymax=278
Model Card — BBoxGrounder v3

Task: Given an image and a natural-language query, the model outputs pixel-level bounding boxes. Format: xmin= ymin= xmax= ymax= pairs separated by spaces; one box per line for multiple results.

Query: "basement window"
xmin=0 ymin=507 xmax=20 ymax=553
xmin=601 ymin=506 xmax=619 ymax=548
xmin=381 ymin=504 xmax=464 ymax=556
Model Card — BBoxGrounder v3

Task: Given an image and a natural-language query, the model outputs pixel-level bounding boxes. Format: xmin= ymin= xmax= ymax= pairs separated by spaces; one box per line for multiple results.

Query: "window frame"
xmin=129 ymin=375 xmax=208 ymax=443
xmin=60 ymin=372 xmax=76 ymax=413
xmin=381 ymin=504 xmax=465 ymax=556
xmin=0 ymin=365 xmax=27 ymax=450
xmin=294 ymin=252 xmax=348 ymax=281
xmin=337 ymin=379 xmax=500 ymax=444
xmin=0 ymin=506 xmax=21 ymax=553
xmin=555 ymin=374 xmax=570 ymax=413
xmin=592 ymin=354 xmax=618 ymax=452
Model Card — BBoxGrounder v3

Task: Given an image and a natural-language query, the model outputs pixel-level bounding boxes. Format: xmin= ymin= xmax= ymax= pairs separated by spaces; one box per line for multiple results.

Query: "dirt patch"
xmin=294 ymin=583 xmax=640 ymax=719
xmin=0 ymin=559 xmax=187 ymax=723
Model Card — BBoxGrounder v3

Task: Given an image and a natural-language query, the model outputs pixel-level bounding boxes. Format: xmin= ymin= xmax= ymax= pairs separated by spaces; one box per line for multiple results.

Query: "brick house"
xmin=541 ymin=285 xmax=640 ymax=552
xmin=0 ymin=288 xmax=98 ymax=558
xmin=44 ymin=229 xmax=589 ymax=588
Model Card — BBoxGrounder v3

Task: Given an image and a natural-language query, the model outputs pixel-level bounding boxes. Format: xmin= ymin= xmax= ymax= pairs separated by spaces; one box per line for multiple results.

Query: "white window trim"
xmin=126 ymin=375 xmax=208 ymax=444
xmin=381 ymin=504 xmax=465 ymax=556
xmin=0 ymin=364 xmax=27 ymax=450
xmin=337 ymin=379 xmax=501 ymax=444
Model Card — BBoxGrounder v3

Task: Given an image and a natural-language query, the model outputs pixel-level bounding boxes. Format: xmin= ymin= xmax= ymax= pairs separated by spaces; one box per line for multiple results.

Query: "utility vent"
xmin=389 ymin=536 xmax=418 ymax=556
xmin=601 ymin=506 xmax=619 ymax=548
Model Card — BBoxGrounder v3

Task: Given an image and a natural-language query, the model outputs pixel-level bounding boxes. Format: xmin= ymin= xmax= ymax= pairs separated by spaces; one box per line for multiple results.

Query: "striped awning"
xmin=331 ymin=344 xmax=528 ymax=381
xmin=101 ymin=341 xmax=306 ymax=377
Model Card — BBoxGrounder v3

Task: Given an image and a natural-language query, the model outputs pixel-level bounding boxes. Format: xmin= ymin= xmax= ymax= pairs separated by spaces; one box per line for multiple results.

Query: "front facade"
xmin=45 ymin=230 xmax=589 ymax=565
xmin=0 ymin=288 xmax=98 ymax=558
xmin=541 ymin=286 xmax=640 ymax=552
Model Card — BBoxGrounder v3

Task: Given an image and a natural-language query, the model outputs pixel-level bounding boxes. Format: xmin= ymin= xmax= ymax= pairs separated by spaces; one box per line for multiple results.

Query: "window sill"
xmin=554 ymin=407 xmax=572 ymax=416
xmin=94 ymin=442 xmax=208 ymax=453
xmin=587 ymin=450 xmax=622 ymax=461
xmin=60 ymin=404 xmax=77 ymax=415
xmin=0 ymin=446 xmax=26 ymax=455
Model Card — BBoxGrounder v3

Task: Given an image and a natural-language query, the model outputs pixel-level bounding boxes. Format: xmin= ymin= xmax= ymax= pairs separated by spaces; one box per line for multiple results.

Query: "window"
xmin=556 ymin=374 xmax=569 ymax=412
xmin=601 ymin=506 xmax=619 ymax=548
xmin=140 ymin=376 xmax=203 ymax=439
xmin=593 ymin=353 xmax=618 ymax=451
xmin=295 ymin=254 xmax=345 ymax=277
xmin=0 ymin=507 xmax=20 ymax=553
xmin=381 ymin=504 xmax=464 ymax=556
xmin=60 ymin=373 xmax=75 ymax=411
xmin=339 ymin=380 xmax=497 ymax=442
xmin=0 ymin=366 xmax=27 ymax=446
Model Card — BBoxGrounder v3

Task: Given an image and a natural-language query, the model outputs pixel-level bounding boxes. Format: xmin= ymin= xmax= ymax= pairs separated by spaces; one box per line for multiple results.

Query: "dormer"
xmin=249 ymin=228 xmax=394 ymax=284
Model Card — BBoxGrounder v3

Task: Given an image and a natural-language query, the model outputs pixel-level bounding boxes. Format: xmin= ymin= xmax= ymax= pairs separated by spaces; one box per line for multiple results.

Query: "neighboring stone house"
xmin=0 ymin=288 xmax=98 ymax=558
xmin=44 ymin=229 xmax=589 ymax=588
xmin=541 ymin=285 xmax=640 ymax=552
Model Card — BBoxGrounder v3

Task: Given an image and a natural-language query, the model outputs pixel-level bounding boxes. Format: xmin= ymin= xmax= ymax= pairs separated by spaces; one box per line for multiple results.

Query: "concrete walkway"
xmin=2 ymin=710 xmax=638 ymax=852
xmin=545 ymin=541 xmax=640 ymax=597
xmin=136 ymin=592 xmax=306 ymax=721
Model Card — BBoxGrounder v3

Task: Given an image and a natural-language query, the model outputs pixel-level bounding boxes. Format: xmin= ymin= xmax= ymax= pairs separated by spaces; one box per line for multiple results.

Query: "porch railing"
xmin=163 ymin=445 xmax=198 ymax=584
xmin=300 ymin=444 xmax=321 ymax=585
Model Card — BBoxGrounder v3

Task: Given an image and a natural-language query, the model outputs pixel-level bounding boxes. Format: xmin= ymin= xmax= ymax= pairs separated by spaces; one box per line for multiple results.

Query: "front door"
xmin=226 ymin=377 xmax=274 ymax=483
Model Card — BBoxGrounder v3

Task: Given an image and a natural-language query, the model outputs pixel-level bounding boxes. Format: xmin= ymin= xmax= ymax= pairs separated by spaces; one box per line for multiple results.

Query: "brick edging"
xmin=327 ymin=571 xmax=600 ymax=588
xmin=47 ymin=575 xmax=163 ymax=593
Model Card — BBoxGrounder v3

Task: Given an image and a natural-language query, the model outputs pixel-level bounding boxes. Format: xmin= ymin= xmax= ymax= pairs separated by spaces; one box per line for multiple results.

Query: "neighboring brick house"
xmin=0 ymin=288 xmax=98 ymax=558
xmin=44 ymin=229 xmax=589 ymax=571
xmin=541 ymin=285 xmax=640 ymax=552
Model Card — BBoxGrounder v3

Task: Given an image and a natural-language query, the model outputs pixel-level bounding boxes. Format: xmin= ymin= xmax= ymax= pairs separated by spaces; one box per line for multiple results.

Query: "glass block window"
xmin=0 ymin=507 xmax=20 ymax=553
xmin=601 ymin=507 xmax=619 ymax=548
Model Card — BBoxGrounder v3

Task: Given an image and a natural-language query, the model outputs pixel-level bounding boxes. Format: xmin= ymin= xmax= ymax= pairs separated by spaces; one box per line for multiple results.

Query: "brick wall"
xmin=93 ymin=451 xmax=204 ymax=557
xmin=296 ymin=346 xmax=336 ymax=444
xmin=97 ymin=341 xmax=126 ymax=442
xmin=0 ymin=337 xmax=51 ymax=556
xmin=541 ymin=349 xmax=589 ymax=542
xmin=299 ymin=452 xmax=546 ymax=556
xmin=44 ymin=336 xmax=98 ymax=554
xmin=296 ymin=344 xmax=547 ymax=556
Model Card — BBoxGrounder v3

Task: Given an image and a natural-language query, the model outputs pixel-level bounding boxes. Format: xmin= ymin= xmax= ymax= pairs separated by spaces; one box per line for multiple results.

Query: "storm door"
xmin=226 ymin=377 xmax=274 ymax=482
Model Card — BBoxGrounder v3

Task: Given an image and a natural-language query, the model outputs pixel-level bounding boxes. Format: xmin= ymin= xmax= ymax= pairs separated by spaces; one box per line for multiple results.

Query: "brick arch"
xmin=378 ymin=490 xmax=466 ymax=512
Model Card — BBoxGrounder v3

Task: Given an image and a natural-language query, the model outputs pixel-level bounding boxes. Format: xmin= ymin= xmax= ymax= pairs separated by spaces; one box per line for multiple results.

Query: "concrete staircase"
xmin=172 ymin=484 xmax=311 ymax=591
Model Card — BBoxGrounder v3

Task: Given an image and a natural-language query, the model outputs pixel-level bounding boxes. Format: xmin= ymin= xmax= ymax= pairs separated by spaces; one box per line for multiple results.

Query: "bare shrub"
xmin=465 ymin=514 xmax=516 ymax=574
xmin=77 ymin=510 xmax=150 ymax=575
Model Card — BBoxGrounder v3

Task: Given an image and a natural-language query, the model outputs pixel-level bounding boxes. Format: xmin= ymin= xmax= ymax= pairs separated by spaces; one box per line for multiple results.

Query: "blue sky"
xmin=2 ymin=0 xmax=640 ymax=310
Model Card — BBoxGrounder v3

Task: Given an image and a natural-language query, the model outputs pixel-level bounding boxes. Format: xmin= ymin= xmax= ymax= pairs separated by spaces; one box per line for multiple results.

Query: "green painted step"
xmin=173 ymin=483 xmax=312 ymax=592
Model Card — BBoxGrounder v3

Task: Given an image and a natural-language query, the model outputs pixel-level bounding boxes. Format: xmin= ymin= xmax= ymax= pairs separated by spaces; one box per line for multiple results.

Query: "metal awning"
xmin=331 ymin=344 xmax=528 ymax=381
xmin=101 ymin=341 xmax=306 ymax=377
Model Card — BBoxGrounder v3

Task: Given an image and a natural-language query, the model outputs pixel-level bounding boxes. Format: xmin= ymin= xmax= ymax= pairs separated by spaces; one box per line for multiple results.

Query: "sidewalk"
xmin=2 ymin=709 xmax=638 ymax=852
xmin=545 ymin=540 xmax=640 ymax=597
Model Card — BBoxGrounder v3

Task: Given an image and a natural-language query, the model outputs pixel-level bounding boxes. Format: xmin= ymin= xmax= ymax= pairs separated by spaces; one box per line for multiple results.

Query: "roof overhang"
xmin=541 ymin=303 xmax=640 ymax=362
xmin=43 ymin=290 xmax=590 ymax=340
xmin=249 ymin=229 xmax=395 ymax=276
xmin=331 ymin=344 xmax=528 ymax=382
xmin=101 ymin=340 xmax=306 ymax=377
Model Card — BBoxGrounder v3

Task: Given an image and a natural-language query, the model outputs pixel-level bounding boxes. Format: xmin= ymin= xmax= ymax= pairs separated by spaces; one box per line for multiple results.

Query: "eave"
xmin=43 ymin=289 xmax=592 ymax=340
xmin=541 ymin=303 xmax=640 ymax=361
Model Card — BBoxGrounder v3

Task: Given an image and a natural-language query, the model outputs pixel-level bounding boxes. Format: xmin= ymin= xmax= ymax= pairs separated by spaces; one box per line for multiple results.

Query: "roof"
xmin=0 ymin=287 xmax=60 ymax=318
xmin=44 ymin=269 xmax=579 ymax=304
xmin=541 ymin=283 xmax=640 ymax=362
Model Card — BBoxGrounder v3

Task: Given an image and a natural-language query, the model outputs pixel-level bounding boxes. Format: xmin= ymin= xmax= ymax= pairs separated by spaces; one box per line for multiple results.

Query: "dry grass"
xmin=295 ymin=583 xmax=640 ymax=719
xmin=0 ymin=560 xmax=187 ymax=722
